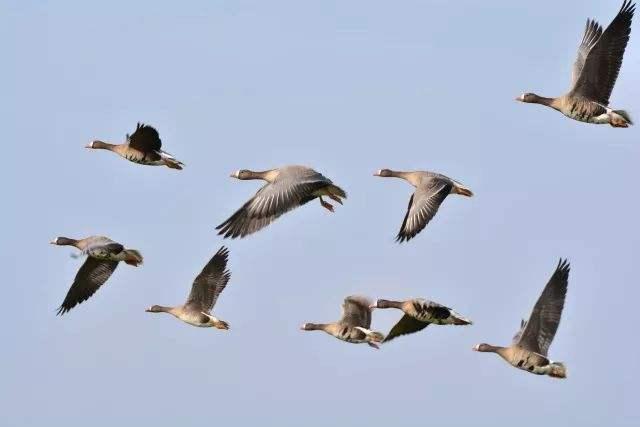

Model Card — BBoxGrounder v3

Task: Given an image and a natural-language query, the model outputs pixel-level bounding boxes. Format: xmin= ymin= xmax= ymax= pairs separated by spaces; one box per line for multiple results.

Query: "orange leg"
xmin=319 ymin=196 xmax=334 ymax=212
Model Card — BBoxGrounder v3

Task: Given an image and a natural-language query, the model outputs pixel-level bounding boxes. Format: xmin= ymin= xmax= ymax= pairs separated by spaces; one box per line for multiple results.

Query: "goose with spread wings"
xmin=216 ymin=165 xmax=346 ymax=239
xmin=473 ymin=259 xmax=570 ymax=379
xmin=86 ymin=122 xmax=184 ymax=169
xmin=374 ymin=169 xmax=473 ymax=243
xmin=146 ymin=247 xmax=232 ymax=330
xmin=50 ymin=235 xmax=143 ymax=315
xmin=301 ymin=296 xmax=384 ymax=349
xmin=517 ymin=1 xmax=635 ymax=127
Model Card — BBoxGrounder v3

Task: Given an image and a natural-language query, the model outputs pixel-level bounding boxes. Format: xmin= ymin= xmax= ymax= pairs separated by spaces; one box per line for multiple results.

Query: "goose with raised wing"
xmin=50 ymin=236 xmax=143 ymax=315
xmin=301 ymin=296 xmax=384 ymax=349
xmin=372 ymin=298 xmax=472 ymax=343
xmin=86 ymin=122 xmax=184 ymax=169
xmin=216 ymin=165 xmax=346 ymax=239
xmin=473 ymin=259 xmax=570 ymax=379
xmin=517 ymin=1 xmax=635 ymax=127
xmin=374 ymin=169 xmax=472 ymax=243
xmin=146 ymin=247 xmax=231 ymax=330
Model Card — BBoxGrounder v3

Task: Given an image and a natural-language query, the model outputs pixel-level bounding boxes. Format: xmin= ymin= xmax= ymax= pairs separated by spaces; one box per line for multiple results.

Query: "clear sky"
xmin=2 ymin=0 xmax=639 ymax=425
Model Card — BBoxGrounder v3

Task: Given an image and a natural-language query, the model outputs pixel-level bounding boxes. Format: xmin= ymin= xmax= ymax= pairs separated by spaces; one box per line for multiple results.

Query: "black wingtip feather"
xmin=215 ymin=246 xmax=230 ymax=261
xmin=555 ymin=258 xmax=571 ymax=280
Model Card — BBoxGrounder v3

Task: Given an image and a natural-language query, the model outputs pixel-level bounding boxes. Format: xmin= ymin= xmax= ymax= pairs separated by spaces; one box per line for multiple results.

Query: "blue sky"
xmin=2 ymin=0 xmax=639 ymax=425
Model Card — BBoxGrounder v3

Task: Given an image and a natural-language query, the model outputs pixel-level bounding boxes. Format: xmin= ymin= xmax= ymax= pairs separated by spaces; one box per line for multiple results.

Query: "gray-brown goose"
xmin=146 ymin=247 xmax=231 ymax=330
xmin=50 ymin=236 xmax=143 ymax=315
xmin=372 ymin=298 xmax=472 ymax=343
xmin=374 ymin=169 xmax=473 ymax=242
xmin=216 ymin=165 xmax=346 ymax=239
xmin=86 ymin=123 xmax=184 ymax=169
xmin=473 ymin=259 xmax=570 ymax=379
xmin=301 ymin=296 xmax=384 ymax=349
xmin=517 ymin=1 xmax=635 ymax=127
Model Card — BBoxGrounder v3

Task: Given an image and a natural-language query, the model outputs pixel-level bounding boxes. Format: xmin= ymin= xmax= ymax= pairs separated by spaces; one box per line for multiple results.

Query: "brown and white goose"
xmin=473 ymin=259 xmax=570 ymax=379
xmin=216 ymin=165 xmax=346 ymax=239
xmin=86 ymin=123 xmax=184 ymax=169
xmin=301 ymin=296 xmax=385 ymax=349
xmin=50 ymin=236 xmax=143 ymax=315
xmin=372 ymin=298 xmax=472 ymax=343
xmin=517 ymin=1 xmax=635 ymax=127
xmin=145 ymin=247 xmax=231 ymax=330
xmin=374 ymin=169 xmax=472 ymax=242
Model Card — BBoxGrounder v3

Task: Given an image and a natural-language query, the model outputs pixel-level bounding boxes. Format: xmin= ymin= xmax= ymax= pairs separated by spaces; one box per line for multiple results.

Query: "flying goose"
xmin=517 ymin=1 xmax=635 ymax=127
xmin=301 ymin=296 xmax=385 ymax=349
xmin=374 ymin=169 xmax=473 ymax=242
xmin=473 ymin=259 xmax=570 ymax=379
xmin=86 ymin=123 xmax=184 ymax=169
xmin=50 ymin=236 xmax=143 ymax=315
xmin=372 ymin=298 xmax=472 ymax=343
xmin=216 ymin=165 xmax=346 ymax=239
xmin=146 ymin=247 xmax=231 ymax=330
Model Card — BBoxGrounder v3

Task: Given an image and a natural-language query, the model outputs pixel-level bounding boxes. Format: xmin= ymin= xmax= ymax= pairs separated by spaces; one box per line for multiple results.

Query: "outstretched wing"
xmin=215 ymin=179 xmax=329 ymax=239
xmin=57 ymin=258 xmax=119 ymax=315
xmin=127 ymin=122 xmax=162 ymax=152
xmin=516 ymin=259 xmax=570 ymax=356
xmin=185 ymin=247 xmax=231 ymax=313
xmin=384 ymin=315 xmax=429 ymax=343
xmin=340 ymin=295 xmax=372 ymax=328
xmin=571 ymin=19 xmax=603 ymax=86
xmin=396 ymin=178 xmax=452 ymax=243
xmin=570 ymin=1 xmax=635 ymax=104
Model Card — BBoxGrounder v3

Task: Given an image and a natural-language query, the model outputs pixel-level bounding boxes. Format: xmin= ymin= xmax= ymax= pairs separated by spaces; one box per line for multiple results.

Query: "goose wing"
xmin=516 ymin=259 xmax=570 ymax=356
xmin=57 ymin=258 xmax=119 ymax=315
xmin=185 ymin=247 xmax=231 ymax=313
xmin=127 ymin=122 xmax=162 ymax=152
xmin=216 ymin=170 xmax=333 ymax=239
xmin=570 ymin=1 xmax=635 ymax=104
xmin=339 ymin=295 xmax=372 ymax=328
xmin=396 ymin=177 xmax=452 ymax=242
xmin=384 ymin=315 xmax=429 ymax=343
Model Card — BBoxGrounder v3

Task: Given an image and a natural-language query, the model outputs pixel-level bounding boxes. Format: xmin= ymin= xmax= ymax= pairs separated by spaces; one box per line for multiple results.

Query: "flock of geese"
xmin=50 ymin=2 xmax=635 ymax=380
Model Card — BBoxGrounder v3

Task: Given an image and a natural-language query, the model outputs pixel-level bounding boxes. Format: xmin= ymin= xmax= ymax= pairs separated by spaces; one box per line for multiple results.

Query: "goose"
xmin=374 ymin=169 xmax=473 ymax=242
xmin=86 ymin=123 xmax=184 ymax=169
xmin=50 ymin=236 xmax=143 ymax=315
xmin=517 ymin=1 xmax=635 ymax=127
xmin=371 ymin=298 xmax=472 ymax=343
xmin=301 ymin=296 xmax=385 ymax=349
xmin=216 ymin=165 xmax=346 ymax=239
xmin=146 ymin=247 xmax=231 ymax=330
xmin=473 ymin=259 xmax=570 ymax=379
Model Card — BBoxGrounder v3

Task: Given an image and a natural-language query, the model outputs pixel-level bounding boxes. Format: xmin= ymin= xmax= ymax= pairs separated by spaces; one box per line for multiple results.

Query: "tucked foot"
xmin=319 ymin=197 xmax=335 ymax=212
xmin=368 ymin=342 xmax=380 ymax=350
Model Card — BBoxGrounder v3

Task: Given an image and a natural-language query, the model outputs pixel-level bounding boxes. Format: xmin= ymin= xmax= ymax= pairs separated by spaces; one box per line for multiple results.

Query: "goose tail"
xmin=453 ymin=182 xmax=473 ymax=197
xmin=611 ymin=110 xmax=633 ymax=127
xmin=548 ymin=362 xmax=567 ymax=379
xmin=327 ymin=184 xmax=347 ymax=199
xmin=160 ymin=151 xmax=185 ymax=169
xmin=214 ymin=319 xmax=230 ymax=330
xmin=451 ymin=311 xmax=473 ymax=325
xmin=123 ymin=249 xmax=144 ymax=266
xmin=164 ymin=157 xmax=185 ymax=170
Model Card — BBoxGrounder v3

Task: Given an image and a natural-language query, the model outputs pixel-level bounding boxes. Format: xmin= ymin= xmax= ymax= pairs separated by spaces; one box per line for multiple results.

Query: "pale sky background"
xmin=2 ymin=0 xmax=639 ymax=425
